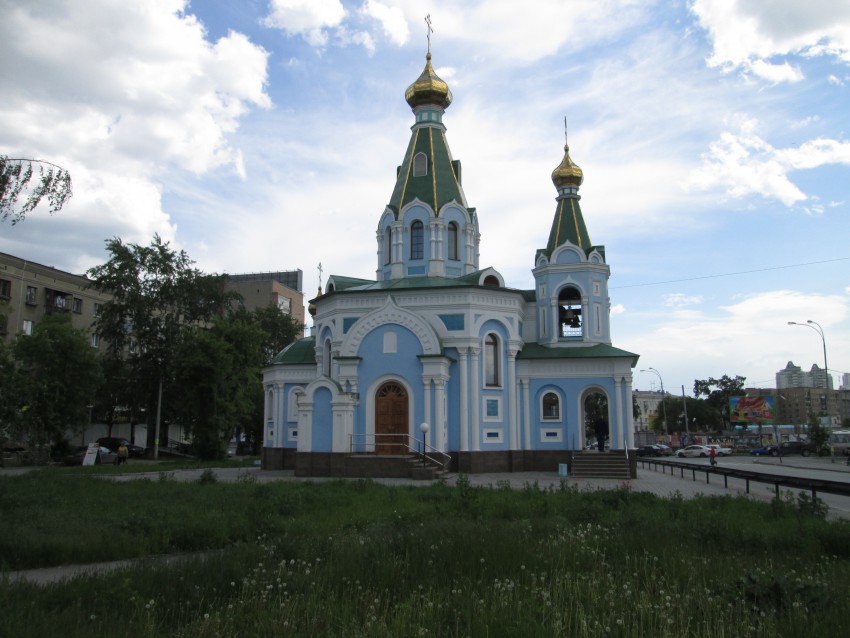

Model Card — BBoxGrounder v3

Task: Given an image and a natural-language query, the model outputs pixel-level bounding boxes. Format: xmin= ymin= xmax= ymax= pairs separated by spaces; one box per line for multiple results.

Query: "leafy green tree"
xmin=172 ymin=312 xmax=264 ymax=459
xmin=693 ymin=375 xmax=746 ymax=431
xmin=12 ymin=315 xmax=102 ymax=446
xmin=1 ymin=157 xmax=73 ymax=224
xmin=87 ymin=235 xmax=235 ymax=452
xmin=0 ymin=337 xmax=19 ymax=441
xmin=251 ymin=303 xmax=304 ymax=363
xmin=653 ymin=395 xmax=722 ymax=434
xmin=807 ymin=416 xmax=831 ymax=455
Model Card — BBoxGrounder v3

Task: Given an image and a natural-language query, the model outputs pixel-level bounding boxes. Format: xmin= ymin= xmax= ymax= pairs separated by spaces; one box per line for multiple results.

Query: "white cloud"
xmin=692 ymin=0 xmax=850 ymax=81
xmin=0 ymin=0 xmax=269 ymax=254
xmin=263 ymin=0 xmax=346 ymax=46
xmin=362 ymin=0 xmax=409 ymax=46
xmin=664 ymin=294 xmax=704 ymax=308
xmin=685 ymin=118 xmax=850 ymax=206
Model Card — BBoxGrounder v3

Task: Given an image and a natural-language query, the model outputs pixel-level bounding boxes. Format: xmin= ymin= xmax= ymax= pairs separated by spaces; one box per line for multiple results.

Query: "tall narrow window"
xmin=384 ymin=227 xmax=392 ymax=265
xmin=323 ymin=339 xmax=332 ymax=378
xmin=413 ymin=152 xmax=428 ymax=177
xmin=484 ymin=333 xmax=500 ymax=387
xmin=558 ymin=286 xmax=582 ymax=338
xmin=411 ymin=221 xmax=424 ymax=260
xmin=448 ymin=222 xmax=459 ymax=260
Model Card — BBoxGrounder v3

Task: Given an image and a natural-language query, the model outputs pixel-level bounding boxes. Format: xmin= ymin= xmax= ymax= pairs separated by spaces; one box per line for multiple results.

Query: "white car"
xmin=677 ymin=445 xmax=713 ymax=458
xmin=706 ymin=444 xmax=733 ymax=457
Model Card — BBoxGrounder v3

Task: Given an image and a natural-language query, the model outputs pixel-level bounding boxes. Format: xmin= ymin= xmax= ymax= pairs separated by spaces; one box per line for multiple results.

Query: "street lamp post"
xmin=788 ymin=320 xmax=831 ymax=426
xmin=641 ymin=368 xmax=668 ymax=436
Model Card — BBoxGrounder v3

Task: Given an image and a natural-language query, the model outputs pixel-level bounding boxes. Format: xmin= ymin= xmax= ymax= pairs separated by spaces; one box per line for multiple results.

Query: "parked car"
xmin=706 ymin=444 xmax=733 ymax=457
xmin=654 ymin=444 xmax=674 ymax=456
xmin=96 ymin=437 xmax=146 ymax=458
xmin=677 ymin=445 xmax=712 ymax=458
xmin=64 ymin=445 xmax=118 ymax=466
xmin=635 ymin=445 xmax=662 ymax=457
xmin=750 ymin=444 xmax=779 ymax=456
xmin=777 ymin=441 xmax=816 ymax=457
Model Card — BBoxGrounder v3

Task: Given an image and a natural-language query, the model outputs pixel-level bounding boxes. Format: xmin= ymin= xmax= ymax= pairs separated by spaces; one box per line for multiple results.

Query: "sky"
xmin=2 ymin=0 xmax=849 ymax=398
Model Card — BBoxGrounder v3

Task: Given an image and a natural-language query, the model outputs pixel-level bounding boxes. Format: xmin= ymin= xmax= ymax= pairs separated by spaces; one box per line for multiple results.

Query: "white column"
xmin=459 ymin=347 xmax=469 ymax=451
xmin=434 ymin=379 xmax=447 ymax=452
xmin=470 ymin=346 xmax=480 ymax=451
xmin=614 ymin=376 xmax=623 ymax=450
xmin=550 ymin=299 xmax=559 ymax=344
xmin=507 ymin=348 xmax=518 ymax=449
xmin=623 ymin=375 xmax=635 ymax=448
xmin=423 ymin=377 xmax=432 ymax=449
xmin=521 ymin=377 xmax=531 ymax=449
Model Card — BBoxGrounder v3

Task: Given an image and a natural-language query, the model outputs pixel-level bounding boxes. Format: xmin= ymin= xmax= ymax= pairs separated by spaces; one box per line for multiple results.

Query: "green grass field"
xmin=1 ymin=469 xmax=848 ymax=637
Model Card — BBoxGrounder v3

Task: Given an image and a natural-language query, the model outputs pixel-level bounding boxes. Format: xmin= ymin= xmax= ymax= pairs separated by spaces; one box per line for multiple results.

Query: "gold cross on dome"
xmin=425 ymin=15 xmax=433 ymax=53
xmin=317 ymin=261 xmax=323 ymax=288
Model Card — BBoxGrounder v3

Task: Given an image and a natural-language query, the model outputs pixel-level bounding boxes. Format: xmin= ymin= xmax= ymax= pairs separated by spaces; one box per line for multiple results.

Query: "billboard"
xmin=729 ymin=395 xmax=776 ymax=424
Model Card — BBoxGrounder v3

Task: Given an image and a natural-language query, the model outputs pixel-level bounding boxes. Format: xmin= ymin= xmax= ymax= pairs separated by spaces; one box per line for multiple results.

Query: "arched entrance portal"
xmin=375 ymin=382 xmax=408 ymax=454
xmin=584 ymin=391 xmax=609 ymax=450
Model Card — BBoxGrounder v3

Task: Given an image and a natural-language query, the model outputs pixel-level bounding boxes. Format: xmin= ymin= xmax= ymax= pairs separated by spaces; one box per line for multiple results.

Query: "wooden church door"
xmin=375 ymin=382 xmax=408 ymax=454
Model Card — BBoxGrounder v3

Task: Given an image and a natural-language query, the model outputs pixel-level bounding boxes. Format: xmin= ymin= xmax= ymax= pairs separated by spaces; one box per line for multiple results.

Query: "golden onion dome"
xmin=405 ymin=53 xmax=452 ymax=110
xmin=308 ymin=285 xmax=322 ymax=317
xmin=551 ymin=144 xmax=584 ymax=189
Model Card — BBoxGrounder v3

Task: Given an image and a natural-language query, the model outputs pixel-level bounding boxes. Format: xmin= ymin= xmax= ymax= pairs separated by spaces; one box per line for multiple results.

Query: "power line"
xmin=611 ymin=257 xmax=850 ymax=290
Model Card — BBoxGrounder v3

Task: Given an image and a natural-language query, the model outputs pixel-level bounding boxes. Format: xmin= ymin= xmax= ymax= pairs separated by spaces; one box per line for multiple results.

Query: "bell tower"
xmin=533 ymin=142 xmax=611 ymax=346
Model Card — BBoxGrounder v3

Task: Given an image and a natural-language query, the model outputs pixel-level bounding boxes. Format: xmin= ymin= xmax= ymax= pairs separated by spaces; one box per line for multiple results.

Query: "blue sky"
xmin=2 ymin=0 xmax=849 ymax=397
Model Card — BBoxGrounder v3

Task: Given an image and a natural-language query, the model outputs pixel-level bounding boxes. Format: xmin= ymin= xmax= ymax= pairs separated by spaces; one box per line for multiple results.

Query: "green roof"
xmin=270 ymin=337 xmax=316 ymax=365
xmin=517 ymin=342 xmax=639 ymax=365
xmin=546 ymin=196 xmax=592 ymax=257
xmin=317 ymin=270 xmax=533 ymax=302
xmin=387 ymin=125 xmax=469 ymax=217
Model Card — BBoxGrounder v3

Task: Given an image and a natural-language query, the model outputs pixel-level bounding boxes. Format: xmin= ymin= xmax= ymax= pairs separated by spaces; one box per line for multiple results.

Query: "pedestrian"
xmin=709 ymin=446 xmax=717 ymax=467
xmin=117 ymin=443 xmax=129 ymax=465
xmin=594 ymin=417 xmax=608 ymax=453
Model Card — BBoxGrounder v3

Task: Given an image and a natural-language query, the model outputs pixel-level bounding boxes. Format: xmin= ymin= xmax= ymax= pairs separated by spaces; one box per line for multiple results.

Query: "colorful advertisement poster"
xmin=729 ymin=396 xmax=776 ymax=424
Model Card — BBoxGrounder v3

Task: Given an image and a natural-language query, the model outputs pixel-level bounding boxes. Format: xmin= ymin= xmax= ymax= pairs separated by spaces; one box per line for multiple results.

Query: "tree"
xmin=172 ymin=312 xmax=265 ymax=459
xmin=12 ymin=314 xmax=102 ymax=447
xmin=693 ymin=375 xmax=746 ymax=431
xmin=584 ymin=392 xmax=608 ymax=441
xmin=652 ymin=395 xmax=722 ymax=434
xmin=251 ymin=303 xmax=304 ymax=363
xmin=87 ymin=235 xmax=235 ymax=453
xmin=807 ymin=416 xmax=831 ymax=455
xmin=1 ymin=157 xmax=73 ymax=224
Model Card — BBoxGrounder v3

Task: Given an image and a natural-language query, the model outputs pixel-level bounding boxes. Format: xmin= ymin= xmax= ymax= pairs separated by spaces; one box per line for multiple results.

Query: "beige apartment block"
xmin=0 ymin=252 xmax=112 ymax=348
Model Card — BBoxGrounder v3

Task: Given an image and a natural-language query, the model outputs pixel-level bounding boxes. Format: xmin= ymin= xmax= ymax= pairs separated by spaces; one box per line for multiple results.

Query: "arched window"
xmin=413 ymin=152 xmax=428 ymax=177
xmin=483 ymin=275 xmax=499 ymax=287
xmin=323 ymin=339 xmax=332 ymax=377
xmin=411 ymin=220 xmax=424 ymax=260
xmin=384 ymin=226 xmax=392 ymax=265
xmin=484 ymin=333 xmax=500 ymax=387
xmin=542 ymin=392 xmax=560 ymax=420
xmin=448 ymin=221 xmax=459 ymax=260
xmin=558 ymin=286 xmax=582 ymax=338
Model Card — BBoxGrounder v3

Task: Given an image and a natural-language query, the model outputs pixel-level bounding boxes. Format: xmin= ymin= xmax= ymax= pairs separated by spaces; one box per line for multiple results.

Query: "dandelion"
xmin=90 ymin=615 xmax=97 ymax=621
xmin=204 ymin=613 xmax=210 ymax=620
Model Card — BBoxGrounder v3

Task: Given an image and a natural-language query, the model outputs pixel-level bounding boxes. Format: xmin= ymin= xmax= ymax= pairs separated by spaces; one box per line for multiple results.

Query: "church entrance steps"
xmin=569 ymin=451 xmax=631 ymax=479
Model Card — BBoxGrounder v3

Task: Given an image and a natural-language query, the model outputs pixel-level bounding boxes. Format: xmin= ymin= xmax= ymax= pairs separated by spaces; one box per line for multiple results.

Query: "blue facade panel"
xmin=312 ymin=387 xmax=333 ymax=452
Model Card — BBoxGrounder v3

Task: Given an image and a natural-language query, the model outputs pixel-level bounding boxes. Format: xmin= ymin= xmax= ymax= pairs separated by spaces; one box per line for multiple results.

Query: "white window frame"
xmin=540 ymin=391 xmax=561 ymax=421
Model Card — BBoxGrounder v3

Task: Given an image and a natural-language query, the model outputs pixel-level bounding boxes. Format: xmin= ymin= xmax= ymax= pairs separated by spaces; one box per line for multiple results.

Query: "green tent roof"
xmin=270 ymin=337 xmax=316 ymax=365
xmin=518 ymin=342 xmax=639 ymax=366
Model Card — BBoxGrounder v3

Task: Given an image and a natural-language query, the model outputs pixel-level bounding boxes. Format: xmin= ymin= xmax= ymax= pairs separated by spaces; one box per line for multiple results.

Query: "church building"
xmin=262 ymin=51 xmax=639 ymax=476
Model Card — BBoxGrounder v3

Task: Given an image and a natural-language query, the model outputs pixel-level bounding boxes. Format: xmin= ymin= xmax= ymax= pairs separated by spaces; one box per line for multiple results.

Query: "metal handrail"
xmin=349 ymin=433 xmax=451 ymax=470
xmin=638 ymin=457 xmax=850 ymax=500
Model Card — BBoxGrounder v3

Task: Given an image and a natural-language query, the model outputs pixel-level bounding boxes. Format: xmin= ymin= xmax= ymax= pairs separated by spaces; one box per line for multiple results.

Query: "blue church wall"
xmin=281 ymin=383 xmax=303 ymax=448
xmin=354 ymin=323 xmax=425 ymax=437
xmin=476 ymin=319 xmax=511 ymax=450
xmin=525 ymin=377 xmax=615 ymax=450
xmin=311 ymin=387 xmax=334 ymax=452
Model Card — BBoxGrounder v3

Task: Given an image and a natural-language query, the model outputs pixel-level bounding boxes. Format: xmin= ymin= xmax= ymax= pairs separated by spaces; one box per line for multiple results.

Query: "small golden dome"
xmin=551 ymin=144 xmax=583 ymax=189
xmin=405 ymin=53 xmax=452 ymax=110
xmin=308 ymin=285 xmax=322 ymax=317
